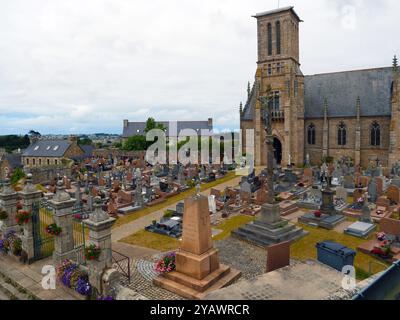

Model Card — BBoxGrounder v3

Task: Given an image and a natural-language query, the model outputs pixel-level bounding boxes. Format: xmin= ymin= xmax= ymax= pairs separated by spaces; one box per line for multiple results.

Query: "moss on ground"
xmin=120 ymin=214 xmax=255 ymax=251
xmin=120 ymin=230 xmax=181 ymax=252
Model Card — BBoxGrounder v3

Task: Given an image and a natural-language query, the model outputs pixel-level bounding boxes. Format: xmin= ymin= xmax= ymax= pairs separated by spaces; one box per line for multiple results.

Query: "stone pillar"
xmin=50 ymin=179 xmax=76 ymax=265
xmin=354 ymin=97 xmax=361 ymax=166
xmin=19 ymin=174 xmax=42 ymax=263
xmin=322 ymin=98 xmax=329 ymax=159
xmin=0 ymin=178 xmax=19 ymax=236
xmin=84 ymin=197 xmax=115 ymax=294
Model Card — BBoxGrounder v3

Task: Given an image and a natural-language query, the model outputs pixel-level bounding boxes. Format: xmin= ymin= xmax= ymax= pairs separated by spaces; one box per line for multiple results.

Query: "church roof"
xmin=241 ymin=67 xmax=394 ymax=121
xmin=304 ymin=67 xmax=393 ymax=118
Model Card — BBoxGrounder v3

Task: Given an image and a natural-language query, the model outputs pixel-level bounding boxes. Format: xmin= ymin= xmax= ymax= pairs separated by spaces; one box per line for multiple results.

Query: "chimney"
xmin=207 ymin=118 xmax=213 ymax=129
xmin=68 ymin=135 xmax=78 ymax=145
xmin=123 ymin=119 xmax=129 ymax=128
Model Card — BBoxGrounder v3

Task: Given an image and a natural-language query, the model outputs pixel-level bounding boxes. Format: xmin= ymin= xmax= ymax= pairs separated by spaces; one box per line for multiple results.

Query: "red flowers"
xmin=15 ymin=210 xmax=32 ymax=225
xmin=314 ymin=210 xmax=322 ymax=218
xmin=84 ymin=244 xmax=101 ymax=261
xmin=45 ymin=223 xmax=62 ymax=236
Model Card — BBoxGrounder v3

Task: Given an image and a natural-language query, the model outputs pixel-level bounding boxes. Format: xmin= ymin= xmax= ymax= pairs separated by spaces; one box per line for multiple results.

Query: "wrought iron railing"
xmin=112 ymin=250 xmax=131 ymax=284
xmin=271 ymin=110 xmax=285 ymax=120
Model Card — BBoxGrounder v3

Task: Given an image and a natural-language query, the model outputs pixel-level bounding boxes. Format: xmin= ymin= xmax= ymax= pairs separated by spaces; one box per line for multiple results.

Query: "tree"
xmin=78 ymin=137 xmax=93 ymax=146
xmin=123 ymin=135 xmax=148 ymax=151
xmin=10 ymin=167 xmax=25 ymax=185
xmin=144 ymin=117 xmax=166 ymax=133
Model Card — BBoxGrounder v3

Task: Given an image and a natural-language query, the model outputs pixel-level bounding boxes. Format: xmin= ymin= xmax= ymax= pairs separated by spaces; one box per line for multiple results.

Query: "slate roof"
xmin=22 ymin=140 xmax=72 ymax=157
xmin=304 ymin=67 xmax=393 ymax=118
xmin=71 ymin=145 xmax=95 ymax=161
xmin=1 ymin=153 xmax=22 ymax=169
xmin=122 ymin=121 xmax=213 ymax=138
xmin=241 ymin=67 xmax=394 ymax=121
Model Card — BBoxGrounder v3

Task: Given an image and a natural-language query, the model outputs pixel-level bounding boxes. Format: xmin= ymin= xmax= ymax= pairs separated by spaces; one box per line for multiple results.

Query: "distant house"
xmin=122 ymin=119 xmax=213 ymax=140
xmin=0 ymin=152 xmax=23 ymax=180
xmin=22 ymin=136 xmax=88 ymax=167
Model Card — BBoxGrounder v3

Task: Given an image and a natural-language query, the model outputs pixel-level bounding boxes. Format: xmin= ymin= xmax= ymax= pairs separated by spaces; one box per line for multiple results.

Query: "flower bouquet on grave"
xmin=0 ymin=209 xmax=8 ymax=221
xmin=45 ymin=223 xmax=63 ymax=236
xmin=15 ymin=210 xmax=32 ymax=225
xmin=314 ymin=210 xmax=322 ymax=218
xmin=84 ymin=243 xmax=102 ymax=261
xmin=154 ymin=252 xmax=176 ymax=274
xmin=377 ymin=232 xmax=386 ymax=242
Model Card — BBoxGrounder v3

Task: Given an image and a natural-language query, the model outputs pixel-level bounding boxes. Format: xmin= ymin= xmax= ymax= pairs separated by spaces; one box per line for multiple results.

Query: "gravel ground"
xmin=215 ymin=237 xmax=267 ymax=280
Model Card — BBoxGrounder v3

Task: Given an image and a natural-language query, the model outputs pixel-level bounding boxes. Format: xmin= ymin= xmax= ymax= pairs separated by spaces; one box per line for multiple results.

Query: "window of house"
xmin=338 ymin=122 xmax=347 ymax=146
xmin=32 ymin=158 xmax=35 ymax=165
xmin=26 ymin=159 xmax=29 ymax=165
xmin=55 ymin=159 xmax=58 ymax=165
xmin=268 ymin=64 xmax=272 ymax=75
xmin=307 ymin=124 xmax=316 ymax=145
xmin=47 ymin=159 xmax=50 ymax=165
xmin=371 ymin=122 xmax=381 ymax=146
xmin=39 ymin=159 xmax=42 ymax=165
xmin=294 ymin=80 xmax=298 ymax=97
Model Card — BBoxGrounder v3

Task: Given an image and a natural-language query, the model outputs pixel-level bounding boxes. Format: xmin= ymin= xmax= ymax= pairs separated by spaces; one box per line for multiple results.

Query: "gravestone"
xmin=266 ymin=241 xmax=291 ymax=273
xmin=368 ymin=179 xmax=378 ymax=203
xmin=336 ymin=187 xmax=348 ymax=201
xmin=391 ymin=176 xmax=400 ymax=188
xmin=387 ymin=185 xmax=400 ymax=204
xmin=153 ymin=195 xmax=241 ymax=299
xmin=343 ymin=175 xmax=355 ymax=189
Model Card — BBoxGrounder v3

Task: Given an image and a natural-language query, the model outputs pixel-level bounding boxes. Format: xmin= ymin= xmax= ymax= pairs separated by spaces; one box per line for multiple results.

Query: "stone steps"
xmin=154 ymin=266 xmax=241 ymax=300
xmin=231 ymin=225 xmax=307 ymax=248
xmin=0 ymin=276 xmax=34 ymax=300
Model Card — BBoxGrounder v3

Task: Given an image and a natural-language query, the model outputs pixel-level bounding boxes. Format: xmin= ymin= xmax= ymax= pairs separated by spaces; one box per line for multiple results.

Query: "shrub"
xmin=84 ymin=244 xmax=101 ymax=261
xmin=16 ymin=210 xmax=32 ymax=225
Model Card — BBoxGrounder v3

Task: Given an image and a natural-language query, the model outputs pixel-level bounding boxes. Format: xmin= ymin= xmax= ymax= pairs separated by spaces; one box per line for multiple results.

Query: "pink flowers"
xmin=154 ymin=252 xmax=176 ymax=274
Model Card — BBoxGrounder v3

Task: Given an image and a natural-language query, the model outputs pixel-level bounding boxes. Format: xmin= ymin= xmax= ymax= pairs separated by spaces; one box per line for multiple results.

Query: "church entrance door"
xmin=273 ymin=138 xmax=282 ymax=165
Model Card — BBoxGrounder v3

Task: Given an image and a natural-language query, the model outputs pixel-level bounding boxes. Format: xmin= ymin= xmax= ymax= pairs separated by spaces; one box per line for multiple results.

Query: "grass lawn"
xmin=120 ymin=230 xmax=181 ymax=252
xmin=212 ymin=215 xmax=256 ymax=241
xmin=119 ymin=214 xmax=255 ymax=251
xmin=291 ymin=223 xmax=390 ymax=280
xmin=112 ymin=171 xmax=238 ymax=229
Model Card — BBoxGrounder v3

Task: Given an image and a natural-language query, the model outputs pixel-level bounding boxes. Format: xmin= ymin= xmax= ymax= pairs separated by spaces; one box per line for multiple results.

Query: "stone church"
xmin=240 ymin=6 xmax=399 ymax=168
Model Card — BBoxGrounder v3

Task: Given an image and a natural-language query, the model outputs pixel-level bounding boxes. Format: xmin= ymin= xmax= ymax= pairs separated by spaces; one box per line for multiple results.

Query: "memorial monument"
xmin=153 ymin=189 xmax=241 ymax=299
xmin=231 ymin=95 xmax=307 ymax=247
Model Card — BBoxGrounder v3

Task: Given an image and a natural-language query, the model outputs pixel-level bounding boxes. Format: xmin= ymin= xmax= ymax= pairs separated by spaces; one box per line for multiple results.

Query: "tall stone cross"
xmin=259 ymin=95 xmax=274 ymax=204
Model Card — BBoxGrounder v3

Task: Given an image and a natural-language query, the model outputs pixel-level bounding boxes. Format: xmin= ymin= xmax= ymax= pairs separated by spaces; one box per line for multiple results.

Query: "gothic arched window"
xmin=276 ymin=21 xmax=281 ymax=55
xmin=307 ymin=124 xmax=316 ymax=145
xmin=371 ymin=122 xmax=381 ymax=146
xmin=338 ymin=122 xmax=347 ymax=146
xmin=267 ymin=23 xmax=272 ymax=56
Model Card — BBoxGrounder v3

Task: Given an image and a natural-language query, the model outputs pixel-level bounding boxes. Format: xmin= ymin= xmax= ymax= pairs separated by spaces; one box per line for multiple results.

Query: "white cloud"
xmin=0 ymin=0 xmax=398 ymax=134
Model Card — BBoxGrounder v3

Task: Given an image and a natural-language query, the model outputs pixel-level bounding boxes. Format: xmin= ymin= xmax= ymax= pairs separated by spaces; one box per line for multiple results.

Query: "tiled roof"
xmin=22 ymin=140 xmax=71 ymax=157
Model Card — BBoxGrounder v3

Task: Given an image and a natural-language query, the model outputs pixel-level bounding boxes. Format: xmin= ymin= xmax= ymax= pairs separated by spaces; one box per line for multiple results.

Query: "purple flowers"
xmin=57 ymin=259 xmax=92 ymax=297
xmin=76 ymin=277 xmax=92 ymax=296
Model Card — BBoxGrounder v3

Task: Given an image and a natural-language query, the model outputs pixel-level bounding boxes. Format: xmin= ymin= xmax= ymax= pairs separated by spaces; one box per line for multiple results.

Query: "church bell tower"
xmin=252 ymin=6 xmax=305 ymax=167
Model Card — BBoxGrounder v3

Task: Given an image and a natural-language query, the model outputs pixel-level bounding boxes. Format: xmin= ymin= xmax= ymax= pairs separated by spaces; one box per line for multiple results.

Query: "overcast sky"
xmin=0 ymin=0 xmax=398 ymax=135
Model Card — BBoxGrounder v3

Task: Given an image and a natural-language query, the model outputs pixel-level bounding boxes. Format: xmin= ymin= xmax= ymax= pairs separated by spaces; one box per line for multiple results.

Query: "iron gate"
xmin=32 ymin=201 xmax=55 ymax=261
